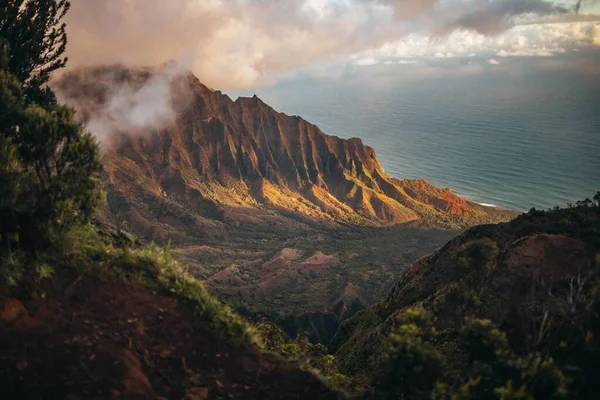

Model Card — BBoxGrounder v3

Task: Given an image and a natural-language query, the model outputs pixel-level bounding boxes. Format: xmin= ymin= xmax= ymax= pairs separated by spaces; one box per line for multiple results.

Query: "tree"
xmin=0 ymin=0 xmax=101 ymax=250
xmin=449 ymin=318 xmax=568 ymax=400
xmin=1 ymin=0 xmax=70 ymax=104
xmin=0 ymin=70 xmax=101 ymax=248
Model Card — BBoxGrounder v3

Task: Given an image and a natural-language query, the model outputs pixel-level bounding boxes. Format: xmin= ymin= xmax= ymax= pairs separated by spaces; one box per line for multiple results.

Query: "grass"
xmin=1 ymin=222 xmax=355 ymax=396
xmin=42 ymin=224 xmax=262 ymax=351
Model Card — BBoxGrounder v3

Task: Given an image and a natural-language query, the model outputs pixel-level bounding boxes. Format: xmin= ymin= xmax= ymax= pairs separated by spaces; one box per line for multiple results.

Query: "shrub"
xmin=0 ymin=71 xmax=102 ymax=249
xmin=374 ymin=308 xmax=444 ymax=399
xmin=452 ymin=317 xmax=567 ymax=400
xmin=457 ymin=239 xmax=499 ymax=275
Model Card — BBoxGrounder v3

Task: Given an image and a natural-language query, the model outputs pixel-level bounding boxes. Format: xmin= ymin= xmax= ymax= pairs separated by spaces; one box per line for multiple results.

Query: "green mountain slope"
xmin=331 ymin=200 xmax=600 ymax=398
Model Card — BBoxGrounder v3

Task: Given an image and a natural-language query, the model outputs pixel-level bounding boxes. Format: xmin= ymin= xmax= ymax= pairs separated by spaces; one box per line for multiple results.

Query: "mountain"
xmin=55 ymin=65 xmax=514 ymax=242
xmin=53 ymin=65 xmax=517 ymax=342
xmin=330 ymin=202 xmax=600 ymax=395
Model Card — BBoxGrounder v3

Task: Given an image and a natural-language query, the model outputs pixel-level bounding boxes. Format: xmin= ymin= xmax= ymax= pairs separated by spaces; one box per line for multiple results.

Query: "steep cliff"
xmin=55 ymin=65 xmax=513 ymax=244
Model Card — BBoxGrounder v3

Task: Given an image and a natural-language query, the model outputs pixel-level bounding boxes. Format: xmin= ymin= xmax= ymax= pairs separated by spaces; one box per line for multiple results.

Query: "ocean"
xmin=227 ymin=59 xmax=600 ymax=211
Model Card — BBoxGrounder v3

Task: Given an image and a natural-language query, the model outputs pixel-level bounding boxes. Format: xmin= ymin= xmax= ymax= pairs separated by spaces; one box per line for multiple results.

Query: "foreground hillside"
xmin=2 ymin=202 xmax=597 ymax=399
xmin=332 ymin=199 xmax=600 ymax=398
xmin=0 ymin=225 xmax=340 ymax=399
xmin=53 ymin=65 xmax=516 ymax=339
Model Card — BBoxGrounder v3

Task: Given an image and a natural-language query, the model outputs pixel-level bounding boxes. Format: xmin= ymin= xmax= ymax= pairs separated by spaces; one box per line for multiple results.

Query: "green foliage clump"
xmin=1 ymin=0 xmax=101 ymax=252
xmin=441 ymin=317 xmax=568 ymax=400
xmin=256 ymin=321 xmax=355 ymax=393
xmin=374 ymin=308 xmax=444 ymax=400
xmin=0 ymin=246 xmax=24 ymax=286
xmin=521 ymin=198 xmax=600 ymax=248
xmin=0 ymin=71 xmax=101 ymax=250
xmin=35 ymin=262 xmax=54 ymax=281
xmin=457 ymin=239 xmax=499 ymax=275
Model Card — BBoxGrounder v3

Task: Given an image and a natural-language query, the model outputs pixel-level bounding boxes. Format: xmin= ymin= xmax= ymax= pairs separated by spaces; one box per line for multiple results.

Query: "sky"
xmin=64 ymin=0 xmax=600 ymax=90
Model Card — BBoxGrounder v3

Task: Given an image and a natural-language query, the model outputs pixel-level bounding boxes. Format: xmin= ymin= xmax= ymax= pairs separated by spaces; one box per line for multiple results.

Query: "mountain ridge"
xmin=52 ymin=65 xmax=517 ymax=341
xmin=330 ymin=202 xmax=600 ymax=395
xmin=55 ymin=65 xmax=515 ymax=243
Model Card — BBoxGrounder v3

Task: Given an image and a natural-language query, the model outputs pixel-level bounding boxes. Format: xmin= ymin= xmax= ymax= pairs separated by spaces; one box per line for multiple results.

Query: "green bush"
xmin=456 ymin=239 xmax=499 ymax=275
xmin=374 ymin=308 xmax=444 ymax=399
xmin=447 ymin=318 xmax=568 ymax=400
xmin=0 ymin=71 xmax=101 ymax=249
xmin=1 ymin=0 xmax=102 ymax=251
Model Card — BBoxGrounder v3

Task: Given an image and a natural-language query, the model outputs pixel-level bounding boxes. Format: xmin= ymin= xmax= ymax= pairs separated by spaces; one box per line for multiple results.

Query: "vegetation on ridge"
xmin=333 ymin=196 xmax=600 ymax=399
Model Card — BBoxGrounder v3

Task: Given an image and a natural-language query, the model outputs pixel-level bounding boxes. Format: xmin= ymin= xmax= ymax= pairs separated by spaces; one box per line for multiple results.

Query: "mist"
xmin=54 ymin=63 xmax=191 ymax=145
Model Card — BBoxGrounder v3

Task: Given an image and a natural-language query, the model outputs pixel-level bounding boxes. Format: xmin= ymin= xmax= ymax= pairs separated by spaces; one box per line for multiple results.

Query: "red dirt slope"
xmin=0 ymin=270 xmax=339 ymax=400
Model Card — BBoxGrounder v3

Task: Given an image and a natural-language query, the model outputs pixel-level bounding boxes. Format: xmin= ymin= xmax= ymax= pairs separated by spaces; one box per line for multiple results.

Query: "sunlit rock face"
xmin=55 ymin=65 xmax=510 ymax=243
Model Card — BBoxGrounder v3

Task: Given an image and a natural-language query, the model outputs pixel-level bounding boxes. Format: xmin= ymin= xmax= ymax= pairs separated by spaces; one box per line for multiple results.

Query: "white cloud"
xmin=383 ymin=59 xmax=418 ymax=65
xmin=55 ymin=63 xmax=191 ymax=144
xmin=488 ymin=58 xmax=501 ymax=64
xmin=352 ymin=21 xmax=600 ymax=65
xmin=64 ymin=0 xmax=600 ymax=89
xmin=355 ymin=57 xmax=380 ymax=66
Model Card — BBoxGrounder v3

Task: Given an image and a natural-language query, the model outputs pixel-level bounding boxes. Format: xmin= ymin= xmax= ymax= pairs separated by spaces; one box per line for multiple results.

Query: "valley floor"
xmin=176 ymin=221 xmax=458 ymax=343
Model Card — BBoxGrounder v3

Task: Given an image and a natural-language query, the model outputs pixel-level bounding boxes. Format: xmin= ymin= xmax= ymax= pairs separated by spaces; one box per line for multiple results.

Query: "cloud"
xmin=382 ymin=59 xmax=418 ymax=65
xmin=575 ymin=0 xmax=600 ymax=14
xmin=588 ymin=23 xmax=600 ymax=44
xmin=362 ymin=0 xmax=569 ymax=34
xmin=355 ymin=20 xmax=600 ymax=63
xmin=497 ymin=48 xmax=556 ymax=57
xmin=487 ymin=58 xmax=501 ymax=64
xmin=446 ymin=0 xmax=567 ymax=34
xmin=62 ymin=0 xmax=590 ymax=90
xmin=64 ymin=0 xmax=396 ymax=89
xmin=355 ymin=57 xmax=380 ymax=66
xmin=54 ymin=63 xmax=192 ymax=144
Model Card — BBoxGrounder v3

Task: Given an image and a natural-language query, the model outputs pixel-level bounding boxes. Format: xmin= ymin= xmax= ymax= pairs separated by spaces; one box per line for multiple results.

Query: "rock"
xmin=0 ymin=298 xmax=27 ymax=325
xmin=159 ymin=348 xmax=172 ymax=359
xmin=117 ymin=349 xmax=153 ymax=396
xmin=185 ymin=387 xmax=209 ymax=400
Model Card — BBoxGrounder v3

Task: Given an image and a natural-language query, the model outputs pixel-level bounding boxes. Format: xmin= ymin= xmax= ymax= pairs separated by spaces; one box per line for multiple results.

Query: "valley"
xmin=55 ymin=65 xmax=516 ymax=341
xmin=2 ymin=2 xmax=600 ymax=398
